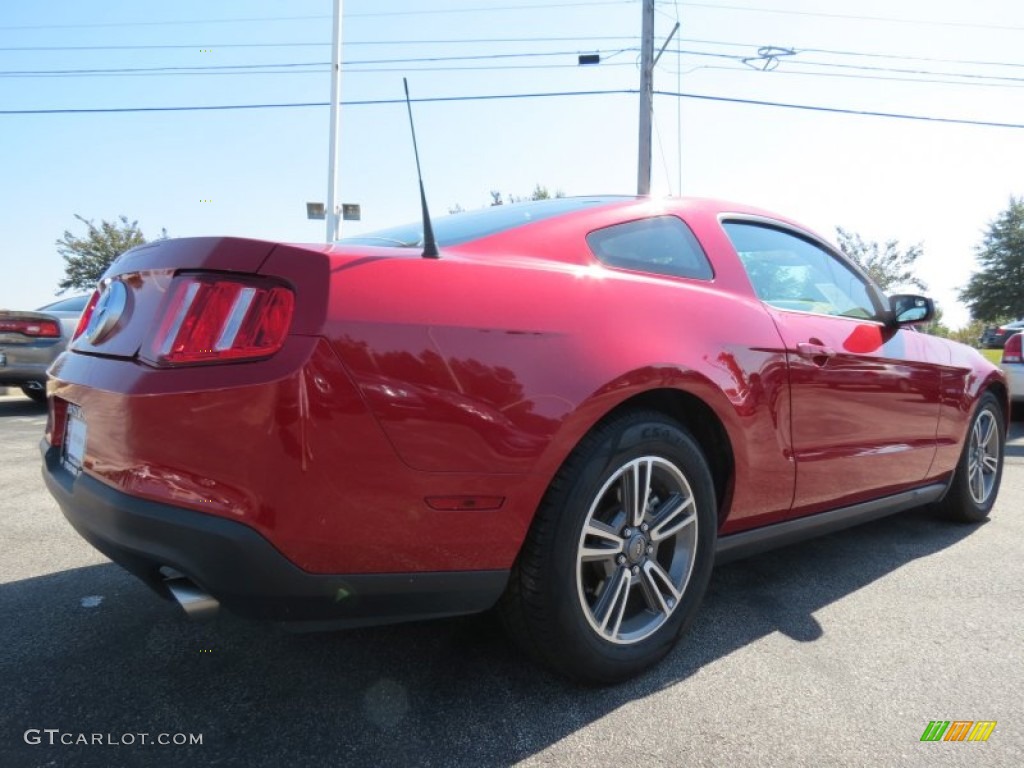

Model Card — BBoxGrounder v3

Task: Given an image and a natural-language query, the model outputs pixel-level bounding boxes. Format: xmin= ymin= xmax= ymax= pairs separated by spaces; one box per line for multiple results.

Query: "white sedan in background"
xmin=1002 ymin=331 xmax=1024 ymax=402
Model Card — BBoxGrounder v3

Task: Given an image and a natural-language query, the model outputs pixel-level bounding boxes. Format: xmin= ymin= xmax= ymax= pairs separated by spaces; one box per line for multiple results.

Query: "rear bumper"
xmin=42 ymin=444 xmax=508 ymax=627
xmin=0 ymin=339 xmax=62 ymax=386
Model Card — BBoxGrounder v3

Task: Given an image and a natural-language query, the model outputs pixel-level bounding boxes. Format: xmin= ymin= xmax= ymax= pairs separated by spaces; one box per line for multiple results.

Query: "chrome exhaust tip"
xmin=165 ymin=577 xmax=220 ymax=621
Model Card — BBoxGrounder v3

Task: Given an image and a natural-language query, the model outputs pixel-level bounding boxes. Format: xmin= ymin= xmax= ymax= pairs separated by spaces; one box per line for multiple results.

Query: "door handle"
xmin=797 ymin=341 xmax=836 ymax=363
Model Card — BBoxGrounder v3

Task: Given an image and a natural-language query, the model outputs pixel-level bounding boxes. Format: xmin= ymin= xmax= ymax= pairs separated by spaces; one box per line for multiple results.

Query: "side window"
xmin=587 ymin=216 xmax=714 ymax=281
xmin=723 ymin=221 xmax=881 ymax=319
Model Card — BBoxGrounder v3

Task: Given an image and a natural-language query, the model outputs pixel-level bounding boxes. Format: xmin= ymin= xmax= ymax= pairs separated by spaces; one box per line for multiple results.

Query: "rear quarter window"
xmin=587 ymin=216 xmax=713 ymax=280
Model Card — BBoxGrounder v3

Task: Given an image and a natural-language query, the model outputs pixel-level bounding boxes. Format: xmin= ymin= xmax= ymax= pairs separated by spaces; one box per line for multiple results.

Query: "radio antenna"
xmin=402 ymin=78 xmax=439 ymax=259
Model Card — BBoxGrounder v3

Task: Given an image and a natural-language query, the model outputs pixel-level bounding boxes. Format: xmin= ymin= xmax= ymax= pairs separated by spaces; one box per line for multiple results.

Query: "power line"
xmin=661 ymin=50 xmax=1024 ymax=89
xmin=669 ymin=37 xmax=1024 ymax=70
xmin=347 ymin=0 xmax=637 ymax=17
xmin=0 ymin=90 xmax=638 ymax=115
xmin=654 ymin=89 xmax=1024 ymax=130
xmin=0 ymin=48 xmax=637 ymax=79
xmin=3 ymin=35 xmax=1018 ymax=75
xmin=3 ymin=46 xmax=1019 ymax=89
xmin=798 ymin=46 xmax=1024 ymax=71
xmin=656 ymin=48 xmax=1024 ymax=88
xmin=343 ymin=62 xmax=635 ymax=73
xmin=0 ymin=14 xmax=330 ymax=30
xmin=1 ymin=61 xmax=637 ymax=78
xmin=679 ymin=2 xmax=1024 ymax=32
xmin=0 ymin=1 xmax=636 ymax=31
xmin=697 ymin=64 xmax=1024 ymax=90
xmin=788 ymin=58 xmax=1024 ymax=84
xmin=1 ymin=62 xmax=329 ymax=76
xmin=0 ymin=49 xmax=632 ymax=76
xmin=0 ymin=36 xmax=641 ymax=52
xmin=3 ymin=89 xmax=1021 ymax=131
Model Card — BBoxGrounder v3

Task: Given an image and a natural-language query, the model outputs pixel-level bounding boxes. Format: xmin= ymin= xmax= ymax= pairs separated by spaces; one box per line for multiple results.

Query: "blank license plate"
xmin=63 ymin=404 xmax=87 ymax=475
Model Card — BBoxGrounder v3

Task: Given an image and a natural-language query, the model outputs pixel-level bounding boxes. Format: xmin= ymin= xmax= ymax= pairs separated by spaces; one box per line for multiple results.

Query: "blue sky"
xmin=1 ymin=0 xmax=1022 ymax=328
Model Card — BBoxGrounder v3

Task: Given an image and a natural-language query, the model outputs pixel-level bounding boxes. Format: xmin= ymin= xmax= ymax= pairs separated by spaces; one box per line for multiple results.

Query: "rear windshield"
xmin=37 ymin=295 xmax=90 ymax=312
xmin=338 ymin=197 xmax=629 ymax=248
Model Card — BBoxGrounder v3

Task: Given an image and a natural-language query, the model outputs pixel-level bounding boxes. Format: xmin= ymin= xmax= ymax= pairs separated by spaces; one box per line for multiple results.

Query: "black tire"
xmin=1011 ymin=401 xmax=1024 ymax=423
xmin=20 ymin=384 xmax=46 ymax=404
xmin=500 ymin=410 xmax=717 ymax=685
xmin=933 ymin=391 xmax=1005 ymax=523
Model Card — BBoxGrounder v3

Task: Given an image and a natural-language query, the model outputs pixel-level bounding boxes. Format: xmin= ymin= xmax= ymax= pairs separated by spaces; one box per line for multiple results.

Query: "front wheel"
xmin=500 ymin=410 xmax=717 ymax=684
xmin=933 ymin=391 xmax=1005 ymax=523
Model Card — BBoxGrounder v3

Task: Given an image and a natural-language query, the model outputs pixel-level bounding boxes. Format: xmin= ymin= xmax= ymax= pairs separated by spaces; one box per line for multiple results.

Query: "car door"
xmin=722 ymin=220 xmax=943 ymax=515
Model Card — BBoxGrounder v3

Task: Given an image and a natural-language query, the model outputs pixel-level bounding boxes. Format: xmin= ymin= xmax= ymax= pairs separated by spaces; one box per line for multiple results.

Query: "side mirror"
xmin=888 ymin=294 xmax=934 ymax=326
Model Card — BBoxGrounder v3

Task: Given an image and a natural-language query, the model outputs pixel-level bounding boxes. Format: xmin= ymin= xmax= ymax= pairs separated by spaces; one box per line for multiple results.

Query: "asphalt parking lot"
xmin=1 ymin=391 xmax=1022 ymax=768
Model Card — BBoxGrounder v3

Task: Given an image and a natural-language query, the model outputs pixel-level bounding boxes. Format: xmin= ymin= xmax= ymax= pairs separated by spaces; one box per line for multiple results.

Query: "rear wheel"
xmin=20 ymin=384 xmax=46 ymax=404
xmin=934 ymin=391 xmax=1004 ymax=523
xmin=500 ymin=410 xmax=717 ymax=684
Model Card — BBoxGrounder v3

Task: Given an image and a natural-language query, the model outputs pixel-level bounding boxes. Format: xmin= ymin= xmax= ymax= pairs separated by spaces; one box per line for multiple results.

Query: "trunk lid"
xmin=0 ymin=310 xmax=64 ymax=344
xmin=72 ymin=237 xmax=278 ymax=359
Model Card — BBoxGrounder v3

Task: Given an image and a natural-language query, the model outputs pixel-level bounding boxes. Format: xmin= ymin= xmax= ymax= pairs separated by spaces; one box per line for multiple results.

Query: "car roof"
xmin=36 ymin=295 xmax=91 ymax=313
xmin=335 ymin=196 xmax=822 ymax=252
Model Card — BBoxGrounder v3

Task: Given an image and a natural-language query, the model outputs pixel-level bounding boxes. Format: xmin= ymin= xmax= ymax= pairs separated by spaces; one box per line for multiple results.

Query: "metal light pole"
xmin=637 ymin=0 xmax=655 ymax=196
xmin=325 ymin=0 xmax=343 ymax=242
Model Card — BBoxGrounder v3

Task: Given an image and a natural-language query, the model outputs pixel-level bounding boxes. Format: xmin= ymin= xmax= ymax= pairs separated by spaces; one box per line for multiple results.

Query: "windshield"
xmin=338 ymin=196 xmax=630 ymax=248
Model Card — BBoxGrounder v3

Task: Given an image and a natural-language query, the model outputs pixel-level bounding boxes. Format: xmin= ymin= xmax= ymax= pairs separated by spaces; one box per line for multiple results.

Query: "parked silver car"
xmin=0 ymin=295 xmax=90 ymax=402
xmin=1001 ymin=331 xmax=1024 ymax=404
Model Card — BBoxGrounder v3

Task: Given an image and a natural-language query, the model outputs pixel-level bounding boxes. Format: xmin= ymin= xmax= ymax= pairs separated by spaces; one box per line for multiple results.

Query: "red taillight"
xmin=144 ymin=274 xmax=294 ymax=366
xmin=0 ymin=318 xmax=60 ymax=337
xmin=1002 ymin=332 xmax=1022 ymax=364
xmin=46 ymin=397 xmax=70 ymax=447
xmin=72 ymin=290 xmax=101 ymax=341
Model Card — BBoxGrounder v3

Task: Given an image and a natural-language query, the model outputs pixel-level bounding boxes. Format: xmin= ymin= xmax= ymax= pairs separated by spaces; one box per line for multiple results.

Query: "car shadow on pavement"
xmin=0 ymin=397 xmax=47 ymax=418
xmin=1 ymin=506 xmax=979 ymax=767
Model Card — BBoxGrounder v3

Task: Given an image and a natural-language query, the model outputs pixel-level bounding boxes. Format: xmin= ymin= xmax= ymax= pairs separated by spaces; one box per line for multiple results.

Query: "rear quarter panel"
xmin=326 ymin=211 xmax=796 ymax=533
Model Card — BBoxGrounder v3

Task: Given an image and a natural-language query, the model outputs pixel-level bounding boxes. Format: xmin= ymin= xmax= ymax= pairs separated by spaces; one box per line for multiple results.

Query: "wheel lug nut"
xmin=622 ymin=528 xmax=633 ymax=537
xmin=631 ymin=565 xmax=640 ymax=575
xmin=640 ymin=523 xmax=649 ymax=532
xmin=617 ymin=555 xmax=626 ymax=566
xmin=646 ymin=545 xmax=653 ymax=554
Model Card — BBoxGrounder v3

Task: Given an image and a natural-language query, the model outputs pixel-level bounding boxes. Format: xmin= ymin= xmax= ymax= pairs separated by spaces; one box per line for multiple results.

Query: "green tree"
xmin=921 ymin=302 xmax=951 ymax=338
xmin=959 ymin=197 xmax=1024 ymax=322
xmin=834 ymin=226 xmax=927 ymax=293
xmin=526 ymin=184 xmax=558 ymax=201
xmin=488 ymin=185 xmax=565 ymax=206
xmin=948 ymin=317 xmax=988 ymax=347
xmin=56 ymin=215 xmax=166 ymax=293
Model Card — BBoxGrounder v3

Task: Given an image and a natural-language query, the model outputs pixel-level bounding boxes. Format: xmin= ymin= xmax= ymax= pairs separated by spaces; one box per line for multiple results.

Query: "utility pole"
xmin=637 ymin=0 xmax=655 ymax=196
xmin=325 ymin=0 xmax=343 ymax=242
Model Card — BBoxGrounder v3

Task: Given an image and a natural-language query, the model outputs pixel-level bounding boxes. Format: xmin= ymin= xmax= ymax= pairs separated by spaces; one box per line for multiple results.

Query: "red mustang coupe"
xmin=42 ymin=197 xmax=1007 ymax=683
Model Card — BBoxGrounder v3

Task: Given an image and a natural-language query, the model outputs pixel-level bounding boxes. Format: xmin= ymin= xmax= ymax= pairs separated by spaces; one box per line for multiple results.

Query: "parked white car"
xmin=1001 ymin=331 xmax=1024 ymax=402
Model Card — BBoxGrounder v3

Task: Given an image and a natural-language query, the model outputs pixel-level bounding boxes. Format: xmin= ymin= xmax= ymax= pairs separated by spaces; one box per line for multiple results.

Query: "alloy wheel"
xmin=576 ymin=456 xmax=699 ymax=645
xmin=968 ymin=409 xmax=1000 ymax=505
